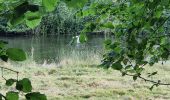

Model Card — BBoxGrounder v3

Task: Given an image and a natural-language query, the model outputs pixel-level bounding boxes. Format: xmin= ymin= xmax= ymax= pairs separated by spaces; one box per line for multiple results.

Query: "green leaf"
xmin=25 ymin=18 xmax=41 ymax=29
xmin=155 ymin=10 xmax=162 ymax=18
xmin=6 ymin=92 xmax=19 ymax=100
xmin=42 ymin=0 xmax=58 ymax=12
xmin=79 ymin=32 xmax=88 ymax=43
xmin=125 ymin=65 xmax=132 ymax=70
xmin=9 ymin=14 xmax=25 ymax=26
xmin=111 ymin=62 xmax=123 ymax=70
xmin=25 ymin=11 xmax=41 ymax=21
xmin=8 ymin=1 xmax=27 ymax=26
xmin=6 ymin=48 xmax=26 ymax=61
xmin=148 ymin=71 xmax=158 ymax=77
xmin=6 ymin=79 xmax=17 ymax=86
xmin=113 ymin=46 xmax=122 ymax=54
xmin=16 ymin=78 xmax=32 ymax=93
xmin=25 ymin=92 xmax=47 ymax=100
xmin=0 ymin=55 xmax=8 ymax=62
xmin=133 ymin=75 xmax=137 ymax=81
xmin=25 ymin=11 xmax=42 ymax=29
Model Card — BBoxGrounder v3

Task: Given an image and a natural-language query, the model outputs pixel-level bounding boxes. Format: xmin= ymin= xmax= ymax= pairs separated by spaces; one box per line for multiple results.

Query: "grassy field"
xmin=1 ymin=60 xmax=170 ymax=100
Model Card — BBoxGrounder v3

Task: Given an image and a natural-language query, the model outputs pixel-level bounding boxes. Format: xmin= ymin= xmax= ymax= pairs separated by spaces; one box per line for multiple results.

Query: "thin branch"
xmin=0 ymin=66 xmax=19 ymax=73
xmin=1 ymin=67 xmax=6 ymax=80
xmin=0 ymin=93 xmax=6 ymax=99
xmin=1 ymin=66 xmax=19 ymax=81
xmin=125 ymin=73 xmax=170 ymax=86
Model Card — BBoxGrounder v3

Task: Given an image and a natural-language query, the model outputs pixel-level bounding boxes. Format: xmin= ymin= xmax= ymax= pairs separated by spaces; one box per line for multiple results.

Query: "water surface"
xmin=0 ymin=35 xmax=106 ymax=64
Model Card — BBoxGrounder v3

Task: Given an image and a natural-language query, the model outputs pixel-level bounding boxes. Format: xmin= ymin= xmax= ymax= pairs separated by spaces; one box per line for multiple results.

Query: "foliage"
xmin=0 ymin=0 xmax=94 ymax=36
xmin=0 ymin=0 xmax=59 ymax=29
xmin=75 ymin=0 xmax=170 ymax=89
xmin=32 ymin=2 xmax=84 ymax=36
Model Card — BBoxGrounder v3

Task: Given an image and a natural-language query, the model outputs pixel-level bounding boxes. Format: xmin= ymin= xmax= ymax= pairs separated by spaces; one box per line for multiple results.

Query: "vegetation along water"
xmin=1 ymin=0 xmax=170 ymax=100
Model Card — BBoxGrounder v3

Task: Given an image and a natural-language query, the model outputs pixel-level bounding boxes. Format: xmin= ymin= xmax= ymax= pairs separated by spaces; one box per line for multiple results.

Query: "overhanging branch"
xmin=125 ymin=73 xmax=170 ymax=86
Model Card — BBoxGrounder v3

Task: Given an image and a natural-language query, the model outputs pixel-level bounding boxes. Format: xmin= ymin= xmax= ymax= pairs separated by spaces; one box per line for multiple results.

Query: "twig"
xmin=0 ymin=66 xmax=19 ymax=73
xmin=125 ymin=73 xmax=170 ymax=86
xmin=0 ymin=66 xmax=19 ymax=81
xmin=0 ymin=93 xmax=6 ymax=99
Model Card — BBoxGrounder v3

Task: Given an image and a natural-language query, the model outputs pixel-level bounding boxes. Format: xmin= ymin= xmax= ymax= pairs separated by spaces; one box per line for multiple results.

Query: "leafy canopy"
xmin=0 ymin=0 xmax=59 ymax=28
xmin=77 ymin=0 xmax=170 ymax=89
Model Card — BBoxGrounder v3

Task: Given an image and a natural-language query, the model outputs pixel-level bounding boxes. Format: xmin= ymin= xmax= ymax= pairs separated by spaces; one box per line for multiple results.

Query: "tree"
xmin=78 ymin=0 xmax=170 ymax=90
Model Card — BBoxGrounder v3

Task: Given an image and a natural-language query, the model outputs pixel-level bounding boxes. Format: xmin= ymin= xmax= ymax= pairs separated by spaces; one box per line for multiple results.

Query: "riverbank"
xmin=1 ymin=61 xmax=170 ymax=100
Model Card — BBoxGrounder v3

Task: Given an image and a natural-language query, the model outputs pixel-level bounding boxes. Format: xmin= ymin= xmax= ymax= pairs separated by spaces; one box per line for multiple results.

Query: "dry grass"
xmin=1 ymin=60 xmax=170 ymax=100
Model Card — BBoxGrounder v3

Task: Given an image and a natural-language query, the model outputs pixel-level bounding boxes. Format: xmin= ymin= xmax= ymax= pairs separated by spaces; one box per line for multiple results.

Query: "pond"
xmin=0 ymin=35 xmax=107 ymax=65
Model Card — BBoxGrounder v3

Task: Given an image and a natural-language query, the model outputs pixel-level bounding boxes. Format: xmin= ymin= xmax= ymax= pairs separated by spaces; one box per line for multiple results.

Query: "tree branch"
xmin=0 ymin=93 xmax=6 ymax=99
xmin=1 ymin=66 xmax=19 ymax=81
xmin=125 ymin=73 xmax=170 ymax=86
xmin=0 ymin=66 xmax=19 ymax=73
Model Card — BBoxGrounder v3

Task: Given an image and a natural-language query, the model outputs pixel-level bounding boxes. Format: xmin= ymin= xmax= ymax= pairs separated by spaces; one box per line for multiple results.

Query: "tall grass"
xmin=24 ymin=44 xmax=105 ymax=67
xmin=56 ymin=46 xmax=104 ymax=67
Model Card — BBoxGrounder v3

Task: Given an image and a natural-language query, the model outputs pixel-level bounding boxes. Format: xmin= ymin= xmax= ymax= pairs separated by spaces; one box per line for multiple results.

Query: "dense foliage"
xmin=0 ymin=0 xmax=59 ymax=29
xmin=77 ymin=0 xmax=170 ymax=89
xmin=32 ymin=2 xmax=83 ymax=36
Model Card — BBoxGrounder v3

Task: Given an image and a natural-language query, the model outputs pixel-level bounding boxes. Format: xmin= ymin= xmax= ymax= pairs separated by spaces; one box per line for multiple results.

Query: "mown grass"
xmin=1 ymin=60 xmax=170 ymax=100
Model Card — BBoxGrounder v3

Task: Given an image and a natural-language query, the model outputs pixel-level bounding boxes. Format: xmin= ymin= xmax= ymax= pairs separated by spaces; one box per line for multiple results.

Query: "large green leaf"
xmin=9 ymin=14 xmax=25 ymax=26
xmin=25 ymin=92 xmax=47 ymax=100
xmin=6 ymin=92 xmax=19 ymax=100
xmin=42 ymin=0 xmax=59 ymax=12
xmin=6 ymin=48 xmax=26 ymax=61
xmin=25 ymin=11 xmax=42 ymax=29
xmin=25 ymin=18 xmax=41 ymax=29
xmin=111 ymin=62 xmax=123 ymax=70
xmin=16 ymin=78 xmax=32 ymax=93
xmin=6 ymin=79 xmax=17 ymax=86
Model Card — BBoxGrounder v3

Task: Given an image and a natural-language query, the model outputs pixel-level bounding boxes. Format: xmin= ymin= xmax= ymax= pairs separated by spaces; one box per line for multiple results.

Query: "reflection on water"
xmin=0 ymin=35 xmax=106 ymax=64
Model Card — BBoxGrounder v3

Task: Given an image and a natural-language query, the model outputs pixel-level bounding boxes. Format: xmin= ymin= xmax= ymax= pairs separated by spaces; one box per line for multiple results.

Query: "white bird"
xmin=75 ymin=35 xmax=80 ymax=44
xmin=69 ymin=35 xmax=80 ymax=45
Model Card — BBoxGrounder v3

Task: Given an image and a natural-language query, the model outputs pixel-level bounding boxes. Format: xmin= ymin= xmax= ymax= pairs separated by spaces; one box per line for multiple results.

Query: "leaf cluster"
xmin=0 ymin=0 xmax=59 ymax=29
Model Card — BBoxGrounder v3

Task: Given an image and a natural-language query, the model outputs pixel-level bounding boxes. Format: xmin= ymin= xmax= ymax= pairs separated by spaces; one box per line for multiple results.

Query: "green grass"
xmin=1 ymin=61 xmax=170 ymax=100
